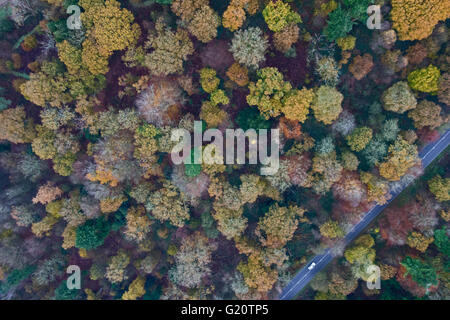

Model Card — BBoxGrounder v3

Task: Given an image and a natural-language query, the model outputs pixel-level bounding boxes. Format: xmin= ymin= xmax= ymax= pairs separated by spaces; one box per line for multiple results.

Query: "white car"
xmin=308 ymin=262 xmax=316 ymax=271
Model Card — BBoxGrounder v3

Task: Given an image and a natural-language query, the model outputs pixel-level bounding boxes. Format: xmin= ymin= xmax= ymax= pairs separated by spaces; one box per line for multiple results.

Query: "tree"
xmin=349 ymin=54 xmax=373 ymax=80
xmin=236 ymin=107 xmax=271 ymax=131
xmin=135 ymin=80 xmax=185 ymax=127
xmin=187 ymin=6 xmax=220 ymax=43
xmin=311 ymin=151 xmax=343 ymax=195
xmin=381 ymin=119 xmax=400 ymax=142
xmin=133 ymin=124 xmax=159 ymax=170
xmin=239 ymin=174 xmax=269 ymax=204
xmin=346 ymin=127 xmax=372 ymax=152
xmin=32 ymin=256 xmax=65 ymax=286
xmin=200 ymin=68 xmax=220 ymax=94
xmin=86 ymin=164 xmax=120 ymax=187
xmin=360 ymin=172 xmax=390 ymax=205
xmin=200 ymin=101 xmax=228 ymax=128
xmin=401 ymin=256 xmax=438 ymax=288
xmin=223 ymin=3 xmax=246 ymax=31
xmin=122 ymin=276 xmax=146 ymax=300
xmin=324 ymin=5 xmax=354 ymax=42
xmin=406 ymin=43 xmax=428 ymax=66
xmin=40 ymin=107 xmax=75 ymax=131
xmin=105 ymin=250 xmax=130 ymax=284
xmin=146 ymin=182 xmax=190 ymax=227
xmin=256 ymin=204 xmax=306 ymax=248
xmin=408 ymin=100 xmax=443 ymax=129
xmin=315 ymin=136 xmax=335 ymax=155
xmin=230 ymin=27 xmax=269 ymax=69
xmin=210 ymin=89 xmax=230 ymax=106
xmin=362 ymin=137 xmax=388 ymax=167
xmin=144 ymin=19 xmax=194 ymax=76
xmin=391 ymin=0 xmax=450 ymax=41
xmin=279 ymin=117 xmax=302 ymax=140
xmin=80 ymin=0 xmax=140 ymax=54
xmin=332 ymin=110 xmax=355 ymax=136
xmin=213 ymin=204 xmax=247 ymax=240
xmin=336 ymin=35 xmax=356 ymax=51
xmin=100 ymin=196 xmax=126 ymax=214
xmin=62 ymin=225 xmax=77 ymax=250
xmin=19 ymin=61 xmax=67 ymax=108
xmin=247 ymin=67 xmax=292 ymax=119
xmin=77 ymin=0 xmax=140 ymax=75
xmin=171 ymin=0 xmax=208 ymax=22
xmin=237 ymin=253 xmax=278 ymax=293
xmin=0 ymin=106 xmax=35 ymax=144
xmin=123 ymin=206 xmax=152 ymax=243
xmin=434 ymin=227 xmax=450 ymax=257
xmin=315 ymin=56 xmax=340 ymax=86
xmin=408 ymin=65 xmax=441 ymax=93
xmin=312 ymin=86 xmax=343 ymax=125
xmin=81 ymin=38 xmax=110 ymax=75
xmin=226 ymin=62 xmax=249 ymax=87
xmin=10 ymin=205 xmax=39 ymax=227
xmin=407 ymin=232 xmax=434 ymax=253
xmin=282 ymin=88 xmax=315 ymax=123
xmin=31 ymin=215 xmax=59 ymax=238
xmin=168 ymin=232 xmax=217 ymax=289
xmin=438 ymin=72 xmax=450 ymax=106
xmin=273 ymin=23 xmax=299 ymax=53
xmin=20 ymin=60 xmax=105 ymax=107
xmin=54 ymin=281 xmax=83 ymax=300
xmin=0 ymin=6 xmax=14 ymax=39
xmin=32 ymin=182 xmax=63 ymax=205
xmin=21 ymin=34 xmax=37 ymax=52
xmin=428 ymin=175 xmax=450 ymax=202
xmin=171 ymin=0 xmax=219 ymax=42
xmin=379 ymin=205 xmax=414 ymax=246
xmin=328 ymin=271 xmax=358 ymax=296
xmin=344 ymin=235 xmax=375 ymax=271
xmin=382 ymin=81 xmax=417 ymax=114
xmin=332 ymin=171 xmax=366 ymax=207
xmin=75 ymin=217 xmax=110 ymax=250
xmin=262 ymin=0 xmax=301 ymax=32
xmin=32 ymin=125 xmax=79 ymax=176
xmin=379 ymin=137 xmax=419 ymax=181
xmin=440 ymin=210 xmax=450 ymax=222
xmin=341 ymin=151 xmax=359 ymax=171
xmin=320 ymin=220 xmax=344 ymax=239
xmin=56 ymin=40 xmax=82 ymax=75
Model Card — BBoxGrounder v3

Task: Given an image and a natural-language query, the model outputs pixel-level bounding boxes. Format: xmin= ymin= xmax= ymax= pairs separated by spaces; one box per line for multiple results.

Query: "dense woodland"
xmin=0 ymin=0 xmax=449 ymax=300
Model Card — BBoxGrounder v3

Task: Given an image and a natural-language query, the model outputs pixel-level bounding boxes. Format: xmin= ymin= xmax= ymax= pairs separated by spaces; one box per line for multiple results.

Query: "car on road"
xmin=308 ymin=263 xmax=316 ymax=271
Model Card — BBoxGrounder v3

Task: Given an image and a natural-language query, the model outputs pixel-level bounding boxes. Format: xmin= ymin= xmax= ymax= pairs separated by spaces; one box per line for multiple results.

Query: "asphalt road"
xmin=279 ymin=129 xmax=450 ymax=300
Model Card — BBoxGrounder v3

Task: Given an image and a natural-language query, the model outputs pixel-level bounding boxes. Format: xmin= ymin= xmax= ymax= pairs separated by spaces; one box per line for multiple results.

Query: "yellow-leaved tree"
xmin=379 ymin=137 xmax=419 ymax=181
xmin=391 ymin=0 xmax=450 ymax=41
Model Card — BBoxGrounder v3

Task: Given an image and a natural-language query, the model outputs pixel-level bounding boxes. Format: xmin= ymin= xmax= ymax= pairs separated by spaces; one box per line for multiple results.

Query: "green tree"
xmin=75 ymin=217 xmax=110 ymax=250
xmin=434 ymin=227 xmax=450 ymax=257
xmin=324 ymin=0 xmax=371 ymax=41
xmin=401 ymin=256 xmax=438 ymax=288
xmin=324 ymin=6 xmax=354 ymax=42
